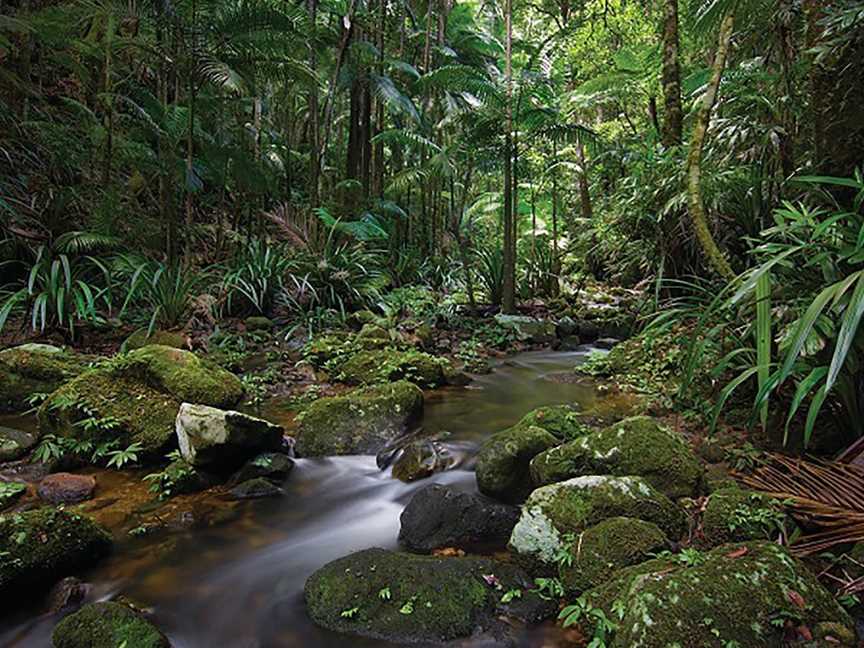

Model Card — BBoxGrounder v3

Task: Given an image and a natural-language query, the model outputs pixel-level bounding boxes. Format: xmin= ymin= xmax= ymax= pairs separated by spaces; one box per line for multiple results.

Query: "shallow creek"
xmin=1 ymin=347 xmax=631 ymax=647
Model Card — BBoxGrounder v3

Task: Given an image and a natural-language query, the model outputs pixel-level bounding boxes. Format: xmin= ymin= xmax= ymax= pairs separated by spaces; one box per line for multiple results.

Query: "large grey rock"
xmin=493 ymin=314 xmax=556 ymax=344
xmin=175 ymin=403 xmax=284 ymax=472
xmin=0 ymin=425 xmax=39 ymax=462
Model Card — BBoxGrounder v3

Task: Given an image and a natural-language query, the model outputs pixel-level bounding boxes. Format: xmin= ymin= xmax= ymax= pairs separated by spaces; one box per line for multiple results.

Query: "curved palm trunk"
xmin=686 ymin=12 xmax=735 ymax=280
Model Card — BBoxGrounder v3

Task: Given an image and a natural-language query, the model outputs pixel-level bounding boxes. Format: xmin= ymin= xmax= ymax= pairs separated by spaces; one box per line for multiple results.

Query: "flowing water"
xmin=1 ymin=347 xmax=625 ymax=648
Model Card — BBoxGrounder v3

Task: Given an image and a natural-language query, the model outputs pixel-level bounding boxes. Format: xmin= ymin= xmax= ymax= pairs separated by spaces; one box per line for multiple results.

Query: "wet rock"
xmin=700 ymin=486 xmax=787 ymax=548
xmin=0 ymin=508 xmax=112 ymax=603
xmin=399 ymin=484 xmax=519 ymax=553
xmin=556 ymin=316 xmax=578 ymax=338
xmin=38 ymin=473 xmax=96 ymax=504
xmin=390 ymin=440 xmax=455 ymax=482
xmin=230 ymin=452 xmax=294 ymax=485
xmin=594 ymin=337 xmax=620 ymax=350
xmin=304 ymin=547 xmax=553 ymax=644
xmin=575 ymin=320 xmax=600 ymax=340
xmin=515 ymin=404 xmax=591 ymax=441
xmin=556 ymin=336 xmax=583 ymax=351
xmin=530 ymin=416 xmax=703 ymax=499
xmin=121 ymin=328 xmax=186 ymax=352
xmin=0 ymin=344 xmax=86 ymax=413
xmin=582 ymin=542 xmax=853 ymax=647
xmin=175 ymin=403 xmax=284 ymax=472
xmin=509 ymin=475 xmax=685 ymax=569
xmin=494 ymin=315 xmax=556 ymax=344
xmin=244 ymin=316 xmax=274 ymax=332
xmin=295 ymin=381 xmax=423 ymax=457
xmin=0 ymin=481 xmax=27 ymax=510
xmin=52 ymin=601 xmax=170 ymax=648
xmin=38 ymin=345 xmax=244 ymax=461
xmin=0 ymin=425 xmax=39 ymax=462
xmin=476 ymin=425 xmax=558 ymax=504
xmin=46 ymin=577 xmax=88 ymax=613
xmin=337 ymin=349 xmax=450 ymax=388
xmin=229 ymin=477 xmax=283 ymax=499
xmin=558 ymin=517 xmax=669 ymax=594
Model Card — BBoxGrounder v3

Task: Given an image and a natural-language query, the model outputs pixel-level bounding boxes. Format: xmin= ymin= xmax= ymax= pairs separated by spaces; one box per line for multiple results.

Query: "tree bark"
xmin=686 ymin=12 xmax=736 ymax=280
xmin=501 ymin=0 xmax=516 ymax=314
xmin=660 ymin=0 xmax=683 ymax=147
xmin=307 ymin=0 xmax=320 ymax=210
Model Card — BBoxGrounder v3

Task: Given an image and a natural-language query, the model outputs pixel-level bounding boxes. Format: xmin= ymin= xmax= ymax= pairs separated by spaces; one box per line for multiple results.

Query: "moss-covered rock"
xmin=0 ymin=425 xmax=39 ymax=462
xmin=304 ymin=548 xmax=552 ymax=643
xmin=303 ymin=332 xmax=393 ymax=370
xmin=0 ymin=507 xmax=112 ymax=602
xmin=38 ymin=345 xmax=244 ymax=460
xmin=476 ymin=425 xmax=559 ymax=504
xmin=700 ymin=486 xmax=787 ymax=547
xmin=0 ymin=344 xmax=87 ymax=413
xmin=121 ymin=328 xmax=187 ymax=352
xmin=558 ymin=517 xmax=669 ymax=594
xmin=515 ymin=404 xmax=592 ymax=441
xmin=583 ymin=541 xmax=853 ymax=647
xmin=337 ymin=349 xmax=450 ymax=388
xmin=295 ymin=381 xmax=423 ymax=457
xmin=530 ymin=416 xmax=703 ymax=499
xmin=52 ymin=601 xmax=169 ymax=648
xmin=509 ymin=476 xmax=685 ymax=568
xmin=244 ymin=316 xmax=274 ymax=332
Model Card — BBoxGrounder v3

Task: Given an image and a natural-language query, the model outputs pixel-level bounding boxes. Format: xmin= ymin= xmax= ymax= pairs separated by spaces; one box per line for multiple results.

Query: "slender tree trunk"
xmin=576 ymin=143 xmax=592 ymax=220
xmin=686 ymin=12 xmax=736 ymax=280
xmin=307 ymin=0 xmax=320 ymax=211
xmin=660 ymin=0 xmax=683 ymax=147
xmin=501 ymin=0 xmax=516 ymax=314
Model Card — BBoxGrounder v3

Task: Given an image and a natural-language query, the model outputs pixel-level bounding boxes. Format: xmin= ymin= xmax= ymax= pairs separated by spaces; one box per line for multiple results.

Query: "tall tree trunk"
xmin=686 ymin=13 xmax=736 ymax=280
xmin=576 ymin=143 xmax=592 ymax=220
xmin=660 ymin=0 xmax=683 ymax=147
xmin=307 ymin=0 xmax=320 ymax=211
xmin=501 ymin=0 xmax=516 ymax=314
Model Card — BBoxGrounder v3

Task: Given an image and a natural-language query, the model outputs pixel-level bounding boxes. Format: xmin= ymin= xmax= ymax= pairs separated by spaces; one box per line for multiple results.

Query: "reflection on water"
xmin=1 ymin=348 xmax=609 ymax=647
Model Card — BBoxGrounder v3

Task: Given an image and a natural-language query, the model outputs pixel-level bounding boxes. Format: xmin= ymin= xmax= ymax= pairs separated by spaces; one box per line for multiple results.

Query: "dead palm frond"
xmin=741 ymin=453 xmax=864 ymax=556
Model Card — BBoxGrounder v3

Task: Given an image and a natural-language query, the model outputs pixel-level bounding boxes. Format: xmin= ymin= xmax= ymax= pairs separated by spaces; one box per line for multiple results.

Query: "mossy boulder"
xmin=0 ymin=425 xmax=39 ymax=462
xmin=509 ymin=475 xmax=685 ymax=568
xmin=303 ymin=332 xmax=392 ymax=370
xmin=356 ymin=323 xmax=390 ymax=342
xmin=38 ymin=345 xmax=244 ymax=460
xmin=304 ymin=547 xmax=552 ymax=644
xmin=493 ymin=314 xmax=556 ymax=344
xmin=530 ymin=416 xmax=703 ymax=499
xmin=244 ymin=316 xmax=274 ymax=332
xmin=517 ymin=404 xmax=594 ymax=441
xmin=0 ymin=344 xmax=87 ymax=413
xmin=700 ymin=486 xmax=787 ymax=547
xmin=0 ymin=508 xmax=112 ymax=602
xmin=52 ymin=601 xmax=170 ymax=648
xmin=295 ymin=381 xmax=423 ymax=457
xmin=583 ymin=541 xmax=853 ymax=647
xmin=558 ymin=517 xmax=669 ymax=594
xmin=337 ymin=349 xmax=450 ymax=388
xmin=476 ymin=425 xmax=559 ymax=503
xmin=121 ymin=328 xmax=186 ymax=352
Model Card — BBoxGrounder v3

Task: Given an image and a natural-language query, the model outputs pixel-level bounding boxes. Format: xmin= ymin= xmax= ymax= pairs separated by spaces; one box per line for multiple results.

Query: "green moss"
xmin=304 ymin=548 xmax=547 ymax=643
xmin=583 ymin=542 xmax=853 ymax=647
xmin=303 ymin=332 xmax=393 ymax=370
xmin=244 ymin=316 xmax=274 ymax=331
xmin=700 ymin=486 xmax=787 ymax=548
xmin=530 ymin=416 xmax=703 ymax=499
xmin=0 ymin=344 xmax=87 ymax=412
xmin=38 ymin=345 xmax=244 ymax=459
xmin=509 ymin=476 xmax=685 ymax=567
xmin=515 ymin=404 xmax=593 ymax=441
xmin=0 ymin=508 xmax=112 ymax=601
xmin=121 ymin=328 xmax=187 ymax=352
xmin=52 ymin=601 xmax=169 ymax=648
xmin=559 ymin=517 xmax=669 ymax=594
xmin=0 ymin=481 xmax=27 ymax=510
xmin=337 ymin=349 xmax=450 ymax=388
xmin=295 ymin=381 xmax=423 ymax=456
xmin=476 ymin=425 xmax=559 ymax=503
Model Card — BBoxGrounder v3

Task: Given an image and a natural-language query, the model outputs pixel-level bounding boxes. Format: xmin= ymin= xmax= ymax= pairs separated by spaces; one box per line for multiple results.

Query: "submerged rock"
xmin=558 ymin=517 xmax=668 ymax=594
xmin=38 ymin=473 xmax=96 ymax=504
xmin=38 ymin=345 xmax=244 ymax=461
xmin=229 ymin=452 xmax=294 ymax=485
xmin=700 ymin=486 xmax=787 ymax=547
xmin=530 ymin=416 xmax=703 ymax=499
xmin=476 ymin=425 xmax=558 ymax=503
xmin=52 ymin=601 xmax=170 ymax=648
xmin=337 ymin=349 xmax=450 ymax=388
xmin=390 ymin=439 xmax=455 ymax=482
xmin=399 ymin=484 xmax=519 ymax=553
xmin=509 ymin=475 xmax=684 ymax=568
xmin=0 ymin=425 xmax=39 ymax=462
xmin=304 ymin=547 xmax=552 ymax=644
xmin=0 ymin=481 xmax=27 ymax=510
xmin=583 ymin=541 xmax=853 ymax=647
xmin=295 ymin=381 xmax=423 ymax=457
xmin=46 ymin=576 xmax=88 ymax=613
xmin=175 ymin=403 xmax=283 ymax=472
xmin=229 ymin=477 xmax=283 ymax=499
xmin=0 ymin=344 xmax=86 ymax=413
xmin=0 ymin=508 xmax=112 ymax=602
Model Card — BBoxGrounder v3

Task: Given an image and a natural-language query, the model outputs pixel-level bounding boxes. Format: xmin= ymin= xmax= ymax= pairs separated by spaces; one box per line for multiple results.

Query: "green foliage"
xmin=558 ymin=595 xmax=618 ymax=648
xmin=117 ymin=256 xmax=206 ymax=331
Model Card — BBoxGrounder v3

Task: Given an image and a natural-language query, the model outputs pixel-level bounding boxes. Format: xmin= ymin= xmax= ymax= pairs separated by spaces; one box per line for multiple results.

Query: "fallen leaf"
xmin=787 ymin=590 xmax=806 ymax=609
xmin=796 ymin=625 xmax=812 ymax=641
xmin=725 ymin=547 xmax=748 ymax=558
